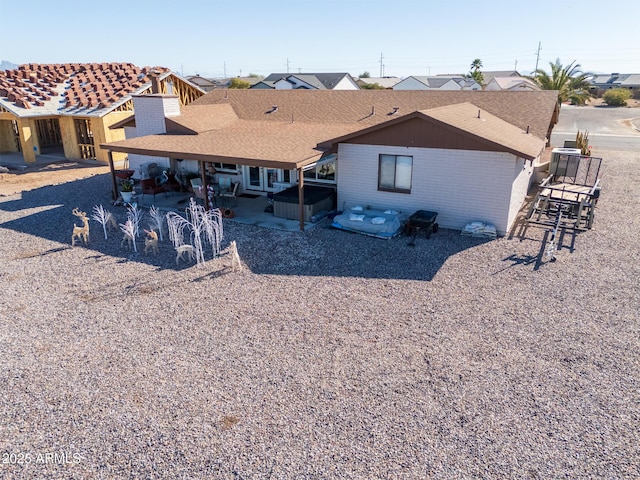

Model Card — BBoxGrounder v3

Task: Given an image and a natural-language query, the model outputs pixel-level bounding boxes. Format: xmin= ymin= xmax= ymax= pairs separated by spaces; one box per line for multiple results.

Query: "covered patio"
xmin=126 ymin=185 xmax=323 ymax=232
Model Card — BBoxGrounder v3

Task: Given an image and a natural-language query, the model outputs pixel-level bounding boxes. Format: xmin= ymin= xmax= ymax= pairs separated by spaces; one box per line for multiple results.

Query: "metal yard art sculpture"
xmin=71 ymin=208 xmax=90 ymax=246
xmin=127 ymin=204 xmax=143 ymax=238
xmin=149 ymin=206 xmax=165 ymax=241
xmin=166 ymin=198 xmax=223 ymax=266
xmin=119 ymin=205 xmax=143 ymax=252
xmin=119 ymin=219 xmax=137 ymax=252
xmin=91 ymin=204 xmax=117 ymax=240
xmin=144 ymin=229 xmax=159 ymax=255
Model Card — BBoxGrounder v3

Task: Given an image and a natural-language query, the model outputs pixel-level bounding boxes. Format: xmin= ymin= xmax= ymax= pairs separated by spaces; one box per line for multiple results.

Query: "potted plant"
xmin=120 ymin=179 xmax=134 ymax=203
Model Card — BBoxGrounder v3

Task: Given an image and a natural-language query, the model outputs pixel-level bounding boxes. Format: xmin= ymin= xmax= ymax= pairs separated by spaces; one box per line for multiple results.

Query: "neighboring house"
xmin=356 ymin=77 xmax=401 ymax=89
xmin=216 ymin=76 xmax=263 ymax=88
xmin=393 ymin=76 xmax=481 ymax=91
xmin=485 ymin=77 xmax=540 ymax=91
xmin=481 ymin=71 xmax=521 ymax=84
xmin=101 ymin=90 xmax=559 ymax=234
xmin=251 ymin=73 xmax=359 ymax=90
xmin=0 ymin=63 xmax=205 ymax=164
xmin=185 ymin=75 xmax=218 ymax=92
xmin=590 ymin=73 xmax=640 ymax=98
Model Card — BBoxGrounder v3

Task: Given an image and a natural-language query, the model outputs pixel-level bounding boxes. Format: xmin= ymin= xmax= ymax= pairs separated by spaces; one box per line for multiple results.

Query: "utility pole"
xmin=223 ymin=61 xmax=227 ymax=78
xmin=286 ymin=58 xmax=290 ymax=74
xmin=534 ymin=41 xmax=541 ymax=76
xmin=514 ymin=59 xmax=518 ymax=72
xmin=379 ymin=52 xmax=384 ymax=77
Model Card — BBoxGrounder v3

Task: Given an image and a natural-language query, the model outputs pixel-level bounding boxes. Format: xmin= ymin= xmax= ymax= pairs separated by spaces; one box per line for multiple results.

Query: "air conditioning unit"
xmin=550 ymin=148 xmax=581 ymax=177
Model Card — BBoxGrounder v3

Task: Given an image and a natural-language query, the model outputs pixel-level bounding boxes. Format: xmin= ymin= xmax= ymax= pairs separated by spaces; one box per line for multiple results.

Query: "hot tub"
xmin=273 ymin=185 xmax=335 ymax=222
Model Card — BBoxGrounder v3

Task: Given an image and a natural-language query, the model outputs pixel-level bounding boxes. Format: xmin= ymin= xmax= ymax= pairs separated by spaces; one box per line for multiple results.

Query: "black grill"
xmin=407 ymin=210 xmax=439 ymax=241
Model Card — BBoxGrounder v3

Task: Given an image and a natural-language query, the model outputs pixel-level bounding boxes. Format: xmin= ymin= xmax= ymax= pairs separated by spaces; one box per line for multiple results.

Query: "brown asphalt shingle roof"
xmin=102 ymin=90 xmax=559 ymax=168
xmin=420 ymin=102 xmax=545 ymax=159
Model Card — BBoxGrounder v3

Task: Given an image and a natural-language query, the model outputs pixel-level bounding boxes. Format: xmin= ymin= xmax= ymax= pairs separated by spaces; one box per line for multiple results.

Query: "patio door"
xmin=245 ymin=166 xmax=281 ymax=192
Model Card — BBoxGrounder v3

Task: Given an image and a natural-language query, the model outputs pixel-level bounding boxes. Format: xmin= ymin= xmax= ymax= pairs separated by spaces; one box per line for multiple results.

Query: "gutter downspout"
xmin=200 ymin=161 xmax=210 ymax=210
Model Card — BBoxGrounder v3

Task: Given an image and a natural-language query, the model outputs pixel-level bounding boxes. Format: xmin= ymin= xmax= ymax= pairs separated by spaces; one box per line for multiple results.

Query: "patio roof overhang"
xmin=100 ymin=142 xmax=324 ymax=170
xmin=100 ymin=133 xmax=328 ymax=232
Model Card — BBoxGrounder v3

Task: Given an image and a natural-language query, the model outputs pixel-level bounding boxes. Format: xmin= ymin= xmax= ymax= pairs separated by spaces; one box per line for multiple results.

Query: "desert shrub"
xmin=603 ymin=88 xmax=632 ymax=106
xmin=229 ymin=78 xmax=251 ymax=89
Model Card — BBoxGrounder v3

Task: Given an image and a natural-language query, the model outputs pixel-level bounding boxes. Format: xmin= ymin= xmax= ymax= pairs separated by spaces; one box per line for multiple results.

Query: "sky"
xmin=1 ymin=0 xmax=638 ymax=79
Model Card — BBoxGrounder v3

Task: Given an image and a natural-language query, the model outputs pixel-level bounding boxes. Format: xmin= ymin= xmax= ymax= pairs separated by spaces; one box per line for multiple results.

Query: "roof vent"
xmin=388 ymin=107 xmax=399 ymax=115
xmin=266 ymin=105 xmax=278 ymax=114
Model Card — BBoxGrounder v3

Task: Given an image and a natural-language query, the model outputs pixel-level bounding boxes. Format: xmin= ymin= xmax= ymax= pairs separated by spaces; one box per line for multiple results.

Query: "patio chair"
xmin=140 ymin=177 xmax=168 ymax=200
xmin=220 ymin=181 xmax=240 ymax=206
xmin=219 ymin=177 xmax=232 ymax=190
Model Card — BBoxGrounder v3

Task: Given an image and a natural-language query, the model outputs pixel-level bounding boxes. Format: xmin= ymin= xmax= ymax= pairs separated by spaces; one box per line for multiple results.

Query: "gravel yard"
xmin=1 ymin=149 xmax=638 ymax=478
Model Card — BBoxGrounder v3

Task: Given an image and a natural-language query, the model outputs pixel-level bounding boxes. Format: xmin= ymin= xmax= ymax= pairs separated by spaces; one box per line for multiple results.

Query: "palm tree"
xmin=468 ymin=58 xmax=484 ymax=85
xmin=470 ymin=58 xmax=483 ymax=72
xmin=532 ymin=58 xmax=592 ymax=105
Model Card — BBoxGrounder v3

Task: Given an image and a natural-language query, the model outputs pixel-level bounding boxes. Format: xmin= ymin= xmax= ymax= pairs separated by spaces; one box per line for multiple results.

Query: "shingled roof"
xmin=102 ymin=89 xmax=559 ymax=169
xmin=0 ymin=62 xmax=171 ymax=116
xmin=258 ymin=72 xmax=356 ymax=90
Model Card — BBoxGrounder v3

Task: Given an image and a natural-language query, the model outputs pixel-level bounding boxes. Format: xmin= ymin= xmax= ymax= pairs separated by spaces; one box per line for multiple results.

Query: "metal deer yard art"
xmin=144 ymin=229 xmax=159 ymax=255
xmin=71 ymin=208 xmax=90 ymax=246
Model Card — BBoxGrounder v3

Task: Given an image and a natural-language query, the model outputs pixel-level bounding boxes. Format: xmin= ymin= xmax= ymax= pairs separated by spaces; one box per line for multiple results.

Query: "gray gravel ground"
xmin=1 ymin=149 xmax=638 ymax=479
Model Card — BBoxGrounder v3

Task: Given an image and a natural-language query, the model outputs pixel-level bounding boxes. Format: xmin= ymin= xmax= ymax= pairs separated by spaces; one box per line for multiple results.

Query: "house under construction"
xmin=0 ymin=62 xmax=204 ymax=164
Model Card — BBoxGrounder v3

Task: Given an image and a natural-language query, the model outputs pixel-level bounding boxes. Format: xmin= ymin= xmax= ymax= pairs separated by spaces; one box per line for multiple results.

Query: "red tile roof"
xmin=0 ymin=62 xmax=169 ymax=112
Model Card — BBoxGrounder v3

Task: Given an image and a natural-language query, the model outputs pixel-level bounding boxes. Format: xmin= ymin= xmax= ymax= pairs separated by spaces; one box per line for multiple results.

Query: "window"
xmin=378 ymin=154 xmax=412 ymax=193
xmin=211 ymin=162 xmax=238 ymax=173
xmin=74 ymin=119 xmax=95 ymax=159
xmin=303 ymin=154 xmax=336 ymax=183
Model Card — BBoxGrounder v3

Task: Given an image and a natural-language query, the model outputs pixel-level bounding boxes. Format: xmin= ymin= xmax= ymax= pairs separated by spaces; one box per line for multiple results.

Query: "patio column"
xmin=298 ymin=167 xmax=304 ymax=231
xmin=200 ymin=160 xmax=210 ymax=210
xmin=108 ymin=151 xmax=118 ymax=200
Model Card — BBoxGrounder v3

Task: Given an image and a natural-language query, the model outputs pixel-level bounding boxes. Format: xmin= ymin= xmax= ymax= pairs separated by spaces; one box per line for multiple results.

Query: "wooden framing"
xmin=0 ymin=67 xmax=205 ymax=164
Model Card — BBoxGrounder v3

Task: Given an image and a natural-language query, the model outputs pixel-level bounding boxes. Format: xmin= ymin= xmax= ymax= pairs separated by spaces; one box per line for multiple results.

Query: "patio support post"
xmin=200 ymin=161 xmax=210 ymax=210
xmin=108 ymin=150 xmax=118 ymax=200
xmin=298 ymin=167 xmax=304 ymax=231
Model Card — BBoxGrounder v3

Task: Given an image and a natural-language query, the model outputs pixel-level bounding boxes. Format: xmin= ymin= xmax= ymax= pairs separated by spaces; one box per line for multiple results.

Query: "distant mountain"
xmin=1 ymin=60 xmax=19 ymax=71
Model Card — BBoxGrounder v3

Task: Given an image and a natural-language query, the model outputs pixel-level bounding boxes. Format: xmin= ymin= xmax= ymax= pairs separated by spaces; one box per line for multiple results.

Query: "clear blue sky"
xmin=1 ymin=0 xmax=638 ymax=78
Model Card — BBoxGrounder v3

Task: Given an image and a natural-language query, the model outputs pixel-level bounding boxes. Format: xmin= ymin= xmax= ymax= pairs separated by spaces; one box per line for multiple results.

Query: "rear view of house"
xmin=102 ymin=89 xmax=559 ymax=235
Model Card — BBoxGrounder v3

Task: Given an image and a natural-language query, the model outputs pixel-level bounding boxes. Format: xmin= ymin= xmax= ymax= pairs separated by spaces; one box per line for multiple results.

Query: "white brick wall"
xmin=131 ymin=95 xmax=180 ymax=136
xmin=336 ymin=143 xmax=529 ymax=235
xmin=126 ymin=95 xmax=180 ymax=177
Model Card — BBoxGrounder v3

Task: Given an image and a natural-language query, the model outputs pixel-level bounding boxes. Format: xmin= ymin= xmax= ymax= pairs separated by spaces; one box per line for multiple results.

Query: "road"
xmin=551 ymin=105 xmax=640 ymax=152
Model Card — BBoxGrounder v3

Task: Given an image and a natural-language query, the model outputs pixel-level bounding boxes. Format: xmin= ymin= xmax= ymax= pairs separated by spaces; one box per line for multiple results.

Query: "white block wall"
xmin=507 ymin=157 xmax=535 ymax=232
xmin=336 ymin=143 xmax=529 ymax=235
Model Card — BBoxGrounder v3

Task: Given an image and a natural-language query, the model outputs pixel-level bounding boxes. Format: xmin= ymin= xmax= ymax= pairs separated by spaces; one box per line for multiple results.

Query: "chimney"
xmin=149 ymin=69 xmax=161 ymax=94
xmin=132 ymin=95 xmax=180 ymax=136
